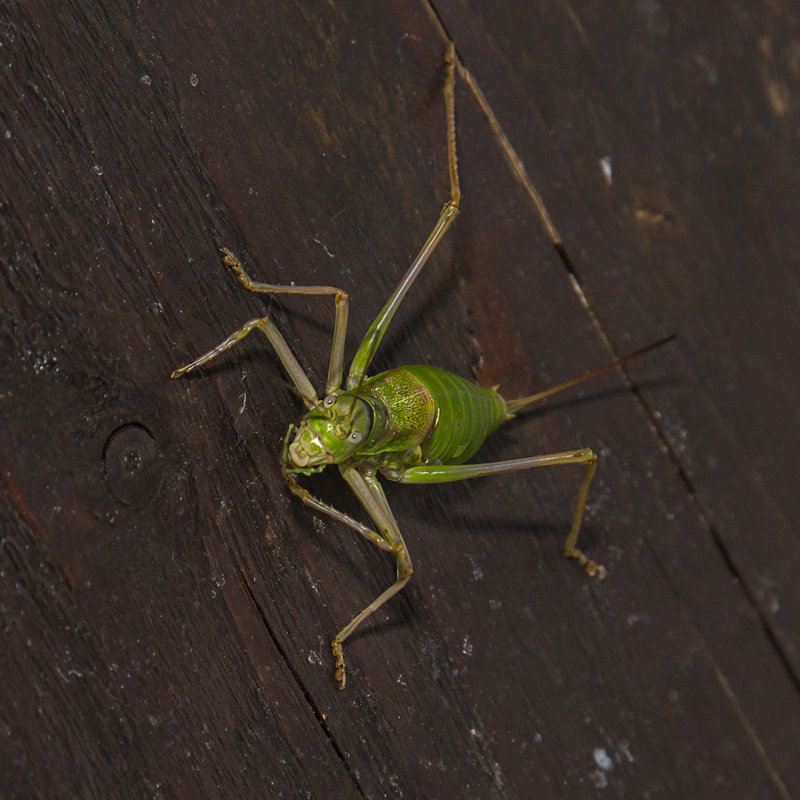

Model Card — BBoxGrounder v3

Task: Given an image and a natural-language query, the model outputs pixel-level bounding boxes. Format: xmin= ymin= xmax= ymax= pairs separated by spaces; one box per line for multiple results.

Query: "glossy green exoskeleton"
xmin=172 ymin=45 xmax=668 ymax=689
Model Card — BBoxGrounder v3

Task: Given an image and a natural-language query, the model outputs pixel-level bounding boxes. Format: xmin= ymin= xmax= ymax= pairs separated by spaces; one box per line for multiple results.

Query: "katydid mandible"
xmin=172 ymin=44 xmax=668 ymax=690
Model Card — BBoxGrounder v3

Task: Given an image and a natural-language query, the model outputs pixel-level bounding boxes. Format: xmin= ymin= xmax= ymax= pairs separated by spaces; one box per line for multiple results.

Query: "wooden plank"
xmin=2 ymin=0 xmax=796 ymax=797
xmin=438 ymin=0 xmax=800 ymax=795
xmin=0 ymin=2 xmax=355 ymax=797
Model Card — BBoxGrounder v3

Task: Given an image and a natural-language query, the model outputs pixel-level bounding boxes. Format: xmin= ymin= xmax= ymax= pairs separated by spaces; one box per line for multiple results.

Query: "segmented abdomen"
xmin=401 ymin=365 xmax=507 ymax=465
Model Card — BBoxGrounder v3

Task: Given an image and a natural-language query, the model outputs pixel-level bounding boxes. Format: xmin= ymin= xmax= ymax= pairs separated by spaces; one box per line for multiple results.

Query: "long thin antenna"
xmin=505 ymin=335 xmax=676 ymax=415
xmin=344 ymin=371 xmax=368 ymax=425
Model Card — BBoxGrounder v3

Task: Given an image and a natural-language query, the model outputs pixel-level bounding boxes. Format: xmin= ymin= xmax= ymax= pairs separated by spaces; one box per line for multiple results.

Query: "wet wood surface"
xmin=2 ymin=1 xmax=798 ymax=797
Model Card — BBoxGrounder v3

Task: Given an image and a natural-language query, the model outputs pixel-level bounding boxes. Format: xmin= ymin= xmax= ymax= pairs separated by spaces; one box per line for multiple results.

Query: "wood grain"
xmin=2 ymin=1 xmax=797 ymax=797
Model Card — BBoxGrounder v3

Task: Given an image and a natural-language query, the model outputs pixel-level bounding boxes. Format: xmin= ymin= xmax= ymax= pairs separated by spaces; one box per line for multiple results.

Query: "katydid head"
xmin=284 ymin=392 xmax=372 ymax=472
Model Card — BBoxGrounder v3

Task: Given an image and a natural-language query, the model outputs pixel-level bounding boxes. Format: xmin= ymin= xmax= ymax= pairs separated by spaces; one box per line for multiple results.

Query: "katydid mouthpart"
xmin=172 ymin=43 xmax=672 ymax=690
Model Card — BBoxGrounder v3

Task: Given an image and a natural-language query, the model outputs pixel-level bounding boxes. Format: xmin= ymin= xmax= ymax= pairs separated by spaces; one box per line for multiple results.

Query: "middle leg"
xmin=220 ymin=248 xmax=349 ymax=395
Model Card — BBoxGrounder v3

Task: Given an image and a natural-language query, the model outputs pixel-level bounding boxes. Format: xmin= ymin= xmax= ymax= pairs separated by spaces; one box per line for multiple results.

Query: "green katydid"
xmin=172 ymin=44 xmax=671 ymax=689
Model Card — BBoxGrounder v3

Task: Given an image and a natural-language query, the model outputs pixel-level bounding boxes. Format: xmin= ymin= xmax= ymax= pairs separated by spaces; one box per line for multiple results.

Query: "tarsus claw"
xmin=332 ymin=639 xmax=346 ymax=691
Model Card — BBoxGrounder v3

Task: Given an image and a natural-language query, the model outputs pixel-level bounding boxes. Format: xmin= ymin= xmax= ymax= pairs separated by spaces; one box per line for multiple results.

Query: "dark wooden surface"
xmin=2 ymin=1 xmax=798 ymax=797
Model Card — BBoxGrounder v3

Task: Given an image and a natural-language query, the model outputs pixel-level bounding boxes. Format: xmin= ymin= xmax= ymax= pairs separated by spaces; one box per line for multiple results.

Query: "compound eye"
xmin=322 ymin=394 xmax=337 ymax=408
xmin=348 ymin=431 xmax=363 ymax=444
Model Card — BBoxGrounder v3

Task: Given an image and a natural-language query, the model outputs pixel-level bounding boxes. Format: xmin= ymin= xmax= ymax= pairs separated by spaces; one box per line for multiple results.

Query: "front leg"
xmin=171 ymin=313 xmax=319 ymax=408
xmin=332 ymin=464 xmax=413 ymax=690
xmin=282 ymin=465 xmax=412 ymax=690
xmin=282 ymin=466 xmax=395 ymax=554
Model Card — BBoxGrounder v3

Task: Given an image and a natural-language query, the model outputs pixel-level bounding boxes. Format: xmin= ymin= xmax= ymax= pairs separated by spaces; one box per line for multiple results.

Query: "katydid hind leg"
xmin=346 ymin=43 xmax=462 ymax=388
xmin=561 ymin=454 xmax=604 ymax=577
xmin=390 ymin=449 xmax=606 ymax=578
